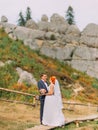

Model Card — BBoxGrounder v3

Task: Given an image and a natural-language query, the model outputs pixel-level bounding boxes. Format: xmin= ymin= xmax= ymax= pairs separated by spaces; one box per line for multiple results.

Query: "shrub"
xmin=50 ymin=34 xmax=56 ymax=40
xmin=92 ymin=79 xmax=98 ymax=89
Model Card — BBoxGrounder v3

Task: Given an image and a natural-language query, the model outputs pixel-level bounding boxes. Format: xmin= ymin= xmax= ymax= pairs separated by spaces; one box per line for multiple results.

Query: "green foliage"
xmin=0 ymin=37 xmax=9 ymax=48
xmin=2 ymin=36 xmax=10 ymax=42
xmin=92 ymin=78 xmax=98 ymax=89
xmin=25 ymin=7 xmax=32 ymax=21
xmin=0 ymin=64 xmax=19 ymax=88
xmin=17 ymin=6 xmax=32 ymax=26
xmin=61 ymin=88 xmax=72 ymax=99
xmin=65 ymin=6 xmax=75 ymax=25
xmin=10 ymin=40 xmax=25 ymax=57
xmin=10 ymin=44 xmax=19 ymax=54
xmin=17 ymin=11 xmax=26 ymax=26
xmin=20 ymin=56 xmax=33 ymax=67
xmin=50 ymin=34 xmax=56 ymax=40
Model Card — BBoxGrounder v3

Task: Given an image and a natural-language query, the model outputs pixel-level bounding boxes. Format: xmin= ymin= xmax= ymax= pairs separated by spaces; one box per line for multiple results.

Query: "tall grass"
xmin=0 ymin=64 xmax=19 ymax=88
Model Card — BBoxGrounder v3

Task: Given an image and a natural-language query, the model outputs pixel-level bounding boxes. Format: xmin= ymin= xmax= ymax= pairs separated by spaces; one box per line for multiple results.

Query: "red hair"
xmin=50 ymin=76 xmax=56 ymax=84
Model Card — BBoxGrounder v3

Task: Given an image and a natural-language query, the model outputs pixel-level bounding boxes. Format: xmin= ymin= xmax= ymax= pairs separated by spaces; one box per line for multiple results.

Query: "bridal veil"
xmin=54 ymin=79 xmax=63 ymax=109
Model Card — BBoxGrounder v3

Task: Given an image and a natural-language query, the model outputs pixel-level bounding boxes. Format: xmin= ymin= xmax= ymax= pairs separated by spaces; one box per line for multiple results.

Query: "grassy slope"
xmin=0 ymin=28 xmax=98 ymax=104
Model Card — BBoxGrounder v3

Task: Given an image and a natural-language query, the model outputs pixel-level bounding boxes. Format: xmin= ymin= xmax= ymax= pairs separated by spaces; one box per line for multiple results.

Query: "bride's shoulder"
xmin=50 ymin=83 xmax=54 ymax=87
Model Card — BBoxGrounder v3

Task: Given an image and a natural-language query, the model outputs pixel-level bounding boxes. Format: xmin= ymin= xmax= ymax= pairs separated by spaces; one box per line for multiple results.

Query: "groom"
xmin=37 ymin=73 xmax=48 ymax=124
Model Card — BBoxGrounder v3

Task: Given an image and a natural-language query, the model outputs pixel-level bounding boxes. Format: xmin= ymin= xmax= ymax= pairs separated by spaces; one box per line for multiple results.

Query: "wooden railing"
xmin=0 ymin=87 xmax=39 ymax=106
xmin=0 ymin=87 xmax=98 ymax=111
xmin=63 ymin=101 xmax=98 ymax=107
xmin=63 ymin=101 xmax=98 ymax=112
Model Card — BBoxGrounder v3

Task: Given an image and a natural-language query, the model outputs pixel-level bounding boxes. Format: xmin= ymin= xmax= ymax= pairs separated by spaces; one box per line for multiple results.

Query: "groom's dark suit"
xmin=38 ymin=80 xmax=48 ymax=124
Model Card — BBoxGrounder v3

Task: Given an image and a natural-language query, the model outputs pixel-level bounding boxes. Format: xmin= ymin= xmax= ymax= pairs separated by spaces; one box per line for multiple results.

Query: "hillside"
xmin=0 ymin=28 xmax=98 ymax=104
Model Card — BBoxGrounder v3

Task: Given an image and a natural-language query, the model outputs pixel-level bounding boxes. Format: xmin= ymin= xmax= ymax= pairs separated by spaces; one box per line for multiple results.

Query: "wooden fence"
xmin=0 ymin=87 xmax=39 ymax=106
xmin=0 ymin=87 xmax=98 ymax=111
xmin=63 ymin=101 xmax=98 ymax=112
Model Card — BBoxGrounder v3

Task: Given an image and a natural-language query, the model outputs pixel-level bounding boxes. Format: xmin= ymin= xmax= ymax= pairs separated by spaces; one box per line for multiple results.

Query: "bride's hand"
xmin=40 ymin=89 xmax=46 ymax=95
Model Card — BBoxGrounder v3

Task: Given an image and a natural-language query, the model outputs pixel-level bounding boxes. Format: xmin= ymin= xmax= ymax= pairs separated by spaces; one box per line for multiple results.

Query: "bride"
xmin=42 ymin=76 xmax=65 ymax=126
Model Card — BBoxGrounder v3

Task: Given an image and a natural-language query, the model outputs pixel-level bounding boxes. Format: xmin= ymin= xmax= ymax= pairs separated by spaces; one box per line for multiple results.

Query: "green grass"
xmin=61 ymin=88 xmax=72 ymax=99
xmin=0 ymin=63 xmax=19 ymax=88
xmin=92 ymin=78 xmax=98 ymax=89
xmin=53 ymin=121 xmax=98 ymax=130
xmin=0 ymin=118 xmax=34 ymax=130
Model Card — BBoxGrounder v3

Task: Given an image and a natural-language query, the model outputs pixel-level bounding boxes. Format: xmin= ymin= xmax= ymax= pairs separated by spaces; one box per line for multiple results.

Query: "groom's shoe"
xmin=40 ymin=122 xmax=43 ymax=125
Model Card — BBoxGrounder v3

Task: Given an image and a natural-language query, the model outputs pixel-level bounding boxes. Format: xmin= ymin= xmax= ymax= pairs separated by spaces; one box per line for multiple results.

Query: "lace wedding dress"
xmin=42 ymin=80 xmax=65 ymax=126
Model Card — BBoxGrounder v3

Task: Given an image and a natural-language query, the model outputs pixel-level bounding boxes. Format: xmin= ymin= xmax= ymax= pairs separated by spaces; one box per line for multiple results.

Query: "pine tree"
xmin=17 ymin=12 xmax=26 ymax=26
xmin=65 ymin=6 xmax=75 ymax=25
xmin=25 ymin=7 xmax=32 ymax=21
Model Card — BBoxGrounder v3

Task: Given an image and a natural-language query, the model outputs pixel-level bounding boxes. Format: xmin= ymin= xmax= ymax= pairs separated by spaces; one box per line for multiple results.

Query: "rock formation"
xmin=0 ymin=14 xmax=98 ymax=78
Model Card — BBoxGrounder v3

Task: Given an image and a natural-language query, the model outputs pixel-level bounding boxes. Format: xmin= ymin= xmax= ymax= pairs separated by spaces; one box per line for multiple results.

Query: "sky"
xmin=0 ymin=0 xmax=98 ymax=31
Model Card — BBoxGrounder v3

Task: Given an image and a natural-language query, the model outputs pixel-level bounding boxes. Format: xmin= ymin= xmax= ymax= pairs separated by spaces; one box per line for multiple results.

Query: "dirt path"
xmin=0 ymin=100 xmax=98 ymax=130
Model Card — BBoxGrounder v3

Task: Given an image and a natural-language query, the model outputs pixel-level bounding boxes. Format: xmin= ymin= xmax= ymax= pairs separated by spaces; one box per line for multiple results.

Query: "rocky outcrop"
xmin=70 ymin=45 xmax=98 ymax=78
xmin=16 ymin=67 xmax=37 ymax=85
xmin=80 ymin=23 xmax=98 ymax=48
xmin=40 ymin=42 xmax=76 ymax=61
xmin=0 ymin=14 xmax=98 ymax=78
xmin=13 ymin=26 xmax=45 ymax=41
xmin=25 ymin=19 xmax=38 ymax=29
xmin=50 ymin=13 xmax=67 ymax=25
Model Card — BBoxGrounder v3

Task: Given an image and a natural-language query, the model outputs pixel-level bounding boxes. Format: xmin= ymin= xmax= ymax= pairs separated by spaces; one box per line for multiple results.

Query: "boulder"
xmin=1 ymin=16 xmax=8 ymax=22
xmin=50 ymin=13 xmax=67 ymax=25
xmin=64 ymin=25 xmax=80 ymax=44
xmin=41 ymin=14 xmax=48 ymax=22
xmin=16 ymin=67 xmax=37 ymax=85
xmin=40 ymin=42 xmax=75 ymax=61
xmin=72 ymin=46 xmax=98 ymax=60
xmin=13 ymin=26 xmax=45 ymax=41
xmin=80 ymin=23 xmax=98 ymax=48
xmin=24 ymin=39 xmax=43 ymax=50
xmin=38 ymin=21 xmax=50 ymax=32
xmin=25 ymin=19 xmax=38 ymax=29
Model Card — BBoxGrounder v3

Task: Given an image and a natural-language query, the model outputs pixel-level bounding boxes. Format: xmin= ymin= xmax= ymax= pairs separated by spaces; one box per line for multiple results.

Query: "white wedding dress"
xmin=42 ymin=80 xmax=65 ymax=126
